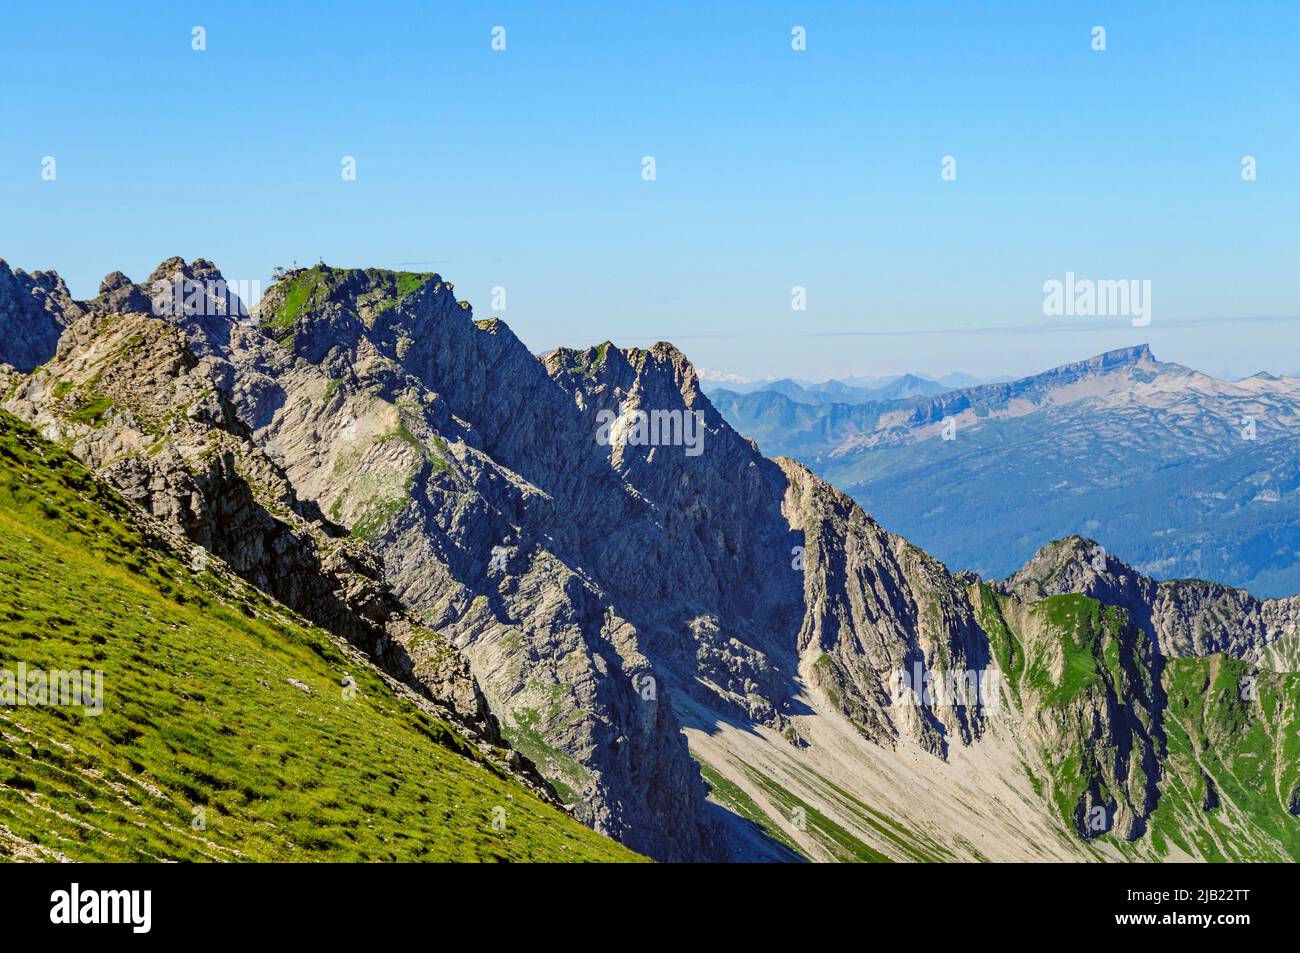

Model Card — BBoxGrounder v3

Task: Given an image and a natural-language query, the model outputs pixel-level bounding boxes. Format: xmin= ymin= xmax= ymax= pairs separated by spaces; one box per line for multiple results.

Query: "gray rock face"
xmin=0 ymin=260 xmax=84 ymax=372
xmin=778 ymin=459 xmax=992 ymax=757
xmin=235 ymin=271 xmax=732 ymax=861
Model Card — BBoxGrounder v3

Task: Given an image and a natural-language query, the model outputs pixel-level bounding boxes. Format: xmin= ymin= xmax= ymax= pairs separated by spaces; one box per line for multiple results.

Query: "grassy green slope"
xmin=979 ymin=584 xmax=1300 ymax=860
xmin=1146 ymin=656 xmax=1300 ymax=861
xmin=0 ymin=410 xmax=639 ymax=862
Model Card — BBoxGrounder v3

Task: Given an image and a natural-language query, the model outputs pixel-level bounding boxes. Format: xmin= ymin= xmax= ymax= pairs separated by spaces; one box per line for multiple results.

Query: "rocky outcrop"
xmin=778 ymin=458 xmax=991 ymax=756
xmin=90 ymin=270 xmax=154 ymax=316
xmin=0 ymin=260 xmax=84 ymax=372
xmin=0 ymin=302 xmax=526 ymax=785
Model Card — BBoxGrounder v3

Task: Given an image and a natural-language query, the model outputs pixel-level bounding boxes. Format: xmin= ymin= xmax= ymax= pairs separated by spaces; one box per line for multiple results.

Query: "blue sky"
xmin=2 ymin=1 xmax=1297 ymax=381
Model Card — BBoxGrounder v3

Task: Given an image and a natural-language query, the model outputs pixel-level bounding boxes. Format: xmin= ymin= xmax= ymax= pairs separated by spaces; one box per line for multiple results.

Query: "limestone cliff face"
xmin=544 ymin=342 xmax=807 ymax=729
xmin=777 ymin=459 xmax=992 ymax=756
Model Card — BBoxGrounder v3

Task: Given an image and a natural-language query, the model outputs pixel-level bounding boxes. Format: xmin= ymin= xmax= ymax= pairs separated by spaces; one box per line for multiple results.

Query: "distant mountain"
xmin=706 ymin=372 xmax=951 ymax=406
xmin=862 ymin=373 xmax=950 ymax=401
xmin=937 ymin=371 xmax=998 ymax=389
xmin=712 ymin=344 xmax=1300 ymax=597
xmin=801 ymin=379 xmax=860 ymax=400
xmin=696 ymin=378 xmax=775 ymax=395
xmin=761 ymin=378 xmax=821 ymax=402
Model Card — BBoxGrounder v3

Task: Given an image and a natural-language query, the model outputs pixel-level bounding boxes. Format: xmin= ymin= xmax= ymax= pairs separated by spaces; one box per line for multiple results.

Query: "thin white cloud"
xmin=697 ymin=367 xmax=755 ymax=384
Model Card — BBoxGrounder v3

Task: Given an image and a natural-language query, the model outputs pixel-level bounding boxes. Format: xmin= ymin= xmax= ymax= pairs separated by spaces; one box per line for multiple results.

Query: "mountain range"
xmin=702 ymin=371 xmax=995 ymax=405
xmin=710 ymin=345 xmax=1300 ymax=599
xmin=1 ymin=258 xmax=1297 ymax=862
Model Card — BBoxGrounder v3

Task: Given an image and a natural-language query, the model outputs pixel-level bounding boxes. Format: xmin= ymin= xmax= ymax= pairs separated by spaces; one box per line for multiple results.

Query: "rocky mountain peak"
xmin=255 ymin=264 xmax=447 ymax=349
xmin=147 ymin=256 xmax=249 ymax=322
xmin=1104 ymin=342 xmax=1154 ymax=365
xmin=92 ymin=270 xmax=153 ymax=315
xmin=1004 ymin=536 xmax=1132 ymax=596
xmin=545 ymin=339 xmax=710 ymax=415
xmin=0 ymin=259 xmax=86 ymax=371
xmin=1002 ymin=535 xmax=1300 ymax=661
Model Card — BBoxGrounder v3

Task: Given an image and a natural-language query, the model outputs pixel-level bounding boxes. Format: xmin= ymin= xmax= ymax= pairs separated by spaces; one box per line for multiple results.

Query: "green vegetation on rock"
xmin=1147 ymin=656 xmax=1300 ymax=861
xmin=260 ymin=265 xmax=439 ymax=346
xmin=66 ymin=395 xmax=114 ymax=428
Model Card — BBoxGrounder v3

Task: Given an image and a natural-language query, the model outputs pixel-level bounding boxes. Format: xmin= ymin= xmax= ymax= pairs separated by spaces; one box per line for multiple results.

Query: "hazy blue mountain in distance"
xmin=936 ymin=371 xmax=1003 ymax=389
xmin=803 ymin=379 xmax=864 ymax=399
xmin=712 ymin=345 xmax=1300 ymax=598
xmin=760 ymin=378 xmax=821 ymax=403
xmin=698 ymin=378 xmax=786 ymax=395
xmin=704 ymin=372 xmax=955 ymax=406
xmin=821 ymin=370 xmax=1006 ymax=391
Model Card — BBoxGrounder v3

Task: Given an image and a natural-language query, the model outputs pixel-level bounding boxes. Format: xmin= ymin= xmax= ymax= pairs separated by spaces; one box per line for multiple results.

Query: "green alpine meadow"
xmin=0 ymin=409 xmax=639 ymax=862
